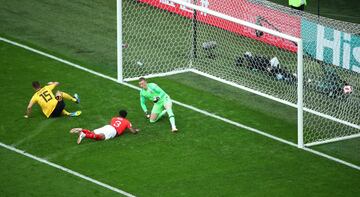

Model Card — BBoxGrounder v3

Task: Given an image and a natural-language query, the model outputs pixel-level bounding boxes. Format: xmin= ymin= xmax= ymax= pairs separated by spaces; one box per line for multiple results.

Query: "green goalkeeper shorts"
xmin=151 ymin=95 xmax=172 ymax=114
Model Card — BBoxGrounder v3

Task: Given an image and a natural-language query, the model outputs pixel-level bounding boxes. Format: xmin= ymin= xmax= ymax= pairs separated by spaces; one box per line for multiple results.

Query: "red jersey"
xmin=110 ymin=117 xmax=132 ymax=135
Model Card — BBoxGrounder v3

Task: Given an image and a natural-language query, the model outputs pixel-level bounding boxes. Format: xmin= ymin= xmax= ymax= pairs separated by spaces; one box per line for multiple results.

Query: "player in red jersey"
xmin=70 ymin=110 xmax=139 ymax=144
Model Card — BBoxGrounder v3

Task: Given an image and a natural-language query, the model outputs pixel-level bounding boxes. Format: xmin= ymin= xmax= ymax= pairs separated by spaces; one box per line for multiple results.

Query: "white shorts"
xmin=93 ymin=125 xmax=117 ymax=140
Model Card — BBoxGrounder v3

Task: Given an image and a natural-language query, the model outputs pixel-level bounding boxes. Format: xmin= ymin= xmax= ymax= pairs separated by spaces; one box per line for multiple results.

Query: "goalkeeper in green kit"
xmin=139 ymin=77 xmax=178 ymax=132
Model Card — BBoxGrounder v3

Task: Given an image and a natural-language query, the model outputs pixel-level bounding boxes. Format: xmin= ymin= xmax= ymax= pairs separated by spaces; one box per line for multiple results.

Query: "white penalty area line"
xmin=1 ymin=37 xmax=359 ymax=175
xmin=0 ymin=142 xmax=136 ymax=197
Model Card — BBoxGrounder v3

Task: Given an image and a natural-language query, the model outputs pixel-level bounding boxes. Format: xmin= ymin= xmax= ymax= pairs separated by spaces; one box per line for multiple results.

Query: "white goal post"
xmin=117 ymin=0 xmax=123 ymax=82
xmin=117 ymin=0 xmax=360 ymax=148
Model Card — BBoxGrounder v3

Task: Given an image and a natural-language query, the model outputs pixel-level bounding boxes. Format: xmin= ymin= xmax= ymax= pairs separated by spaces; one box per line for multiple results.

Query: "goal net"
xmin=121 ymin=0 xmax=360 ymax=147
xmin=121 ymin=0 xmax=193 ymax=80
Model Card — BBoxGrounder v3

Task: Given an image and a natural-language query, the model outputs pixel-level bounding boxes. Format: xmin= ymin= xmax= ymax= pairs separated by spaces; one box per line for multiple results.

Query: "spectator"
xmin=289 ymin=0 xmax=306 ymax=11
xmin=307 ymin=60 xmax=353 ymax=98
xmin=235 ymin=51 xmax=297 ymax=82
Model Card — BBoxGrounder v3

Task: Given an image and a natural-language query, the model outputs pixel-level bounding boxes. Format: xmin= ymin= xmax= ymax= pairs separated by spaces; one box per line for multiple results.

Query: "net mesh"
xmin=123 ymin=0 xmax=360 ymax=145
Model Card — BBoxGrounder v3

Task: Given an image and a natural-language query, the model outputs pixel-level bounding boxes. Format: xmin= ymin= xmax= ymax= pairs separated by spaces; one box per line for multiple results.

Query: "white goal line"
xmin=0 ymin=142 xmax=136 ymax=197
xmin=0 ymin=36 xmax=359 ymax=177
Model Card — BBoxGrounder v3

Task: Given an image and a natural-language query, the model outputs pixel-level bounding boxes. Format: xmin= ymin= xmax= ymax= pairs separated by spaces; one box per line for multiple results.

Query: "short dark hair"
xmin=119 ymin=110 xmax=127 ymax=118
xmin=139 ymin=77 xmax=146 ymax=82
xmin=32 ymin=81 xmax=41 ymax=89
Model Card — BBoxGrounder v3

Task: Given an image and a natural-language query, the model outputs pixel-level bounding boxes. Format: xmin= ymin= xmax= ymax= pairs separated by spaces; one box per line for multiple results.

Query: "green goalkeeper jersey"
xmin=140 ymin=83 xmax=167 ymax=112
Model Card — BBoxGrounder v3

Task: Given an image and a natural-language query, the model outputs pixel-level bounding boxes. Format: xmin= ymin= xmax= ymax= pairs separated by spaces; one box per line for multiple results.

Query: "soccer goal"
xmin=118 ymin=0 xmax=360 ymax=148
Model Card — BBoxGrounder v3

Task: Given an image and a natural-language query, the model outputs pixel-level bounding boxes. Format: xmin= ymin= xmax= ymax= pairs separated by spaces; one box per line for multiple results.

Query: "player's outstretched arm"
xmin=140 ymin=94 xmax=149 ymax=118
xmin=24 ymin=101 xmax=34 ymax=118
xmin=128 ymin=127 xmax=140 ymax=134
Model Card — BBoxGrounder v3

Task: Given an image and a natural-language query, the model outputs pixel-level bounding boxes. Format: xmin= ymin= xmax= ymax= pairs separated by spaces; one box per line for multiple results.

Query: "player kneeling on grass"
xmin=139 ymin=77 xmax=178 ymax=132
xmin=70 ymin=110 xmax=139 ymax=144
xmin=25 ymin=81 xmax=81 ymax=118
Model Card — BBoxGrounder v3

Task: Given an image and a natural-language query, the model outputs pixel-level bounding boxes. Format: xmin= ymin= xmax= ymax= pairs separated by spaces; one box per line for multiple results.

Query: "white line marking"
xmin=305 ymin=133 xmax=360 ymax=147
xmin=1 ymin=37 xmax=359 ymax=175
xmin=0 ymin=142 xmax=136 ymax=197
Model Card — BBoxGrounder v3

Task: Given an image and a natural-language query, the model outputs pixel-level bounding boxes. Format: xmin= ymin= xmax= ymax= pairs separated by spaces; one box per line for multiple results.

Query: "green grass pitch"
xmin=0 ymin=0 xmax=359 ymax=196
xmin=1 ymin=33 xmax=360 ymax=197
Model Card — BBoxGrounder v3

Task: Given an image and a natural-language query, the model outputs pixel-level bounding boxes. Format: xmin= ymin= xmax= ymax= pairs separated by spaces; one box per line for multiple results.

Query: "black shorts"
xmin=50 ymin=100 xmax=65 ymax=118
xmin=291 ymin=5 xmax=305 ymax=11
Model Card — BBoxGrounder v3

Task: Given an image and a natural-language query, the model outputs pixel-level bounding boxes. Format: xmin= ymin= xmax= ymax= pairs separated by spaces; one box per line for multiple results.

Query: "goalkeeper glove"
xmin=145 ymin=111 xmax=150 ymax=119
xmin=153 ymin=96 xmax=160 ymax=103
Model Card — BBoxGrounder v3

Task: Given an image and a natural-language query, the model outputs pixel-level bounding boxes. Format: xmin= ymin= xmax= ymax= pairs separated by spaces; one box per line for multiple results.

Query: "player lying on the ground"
xmin=25 ymin=81 xmax=81 ymax=118
xmin=235 ymin=51 xmax=297 ymax=82
xmin=138 ymin=77 xmax=178 ymax=132
xmin=306 ymin=60 xmax=353 ymax=98
xmin=70 ymin=110 xmax=139 ymax=144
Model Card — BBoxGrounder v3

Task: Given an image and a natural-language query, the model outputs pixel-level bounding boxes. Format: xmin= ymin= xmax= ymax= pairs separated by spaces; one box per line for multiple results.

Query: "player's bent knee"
xmin=150 ymin=114 xmax=157 ymax=122
xmin=165 ymin=103 xmax=172 ymax=109
xmin=55 ymin=91 xmax=63 ymax=101
xmin=99 ymin=134 xmax=106 ymax=140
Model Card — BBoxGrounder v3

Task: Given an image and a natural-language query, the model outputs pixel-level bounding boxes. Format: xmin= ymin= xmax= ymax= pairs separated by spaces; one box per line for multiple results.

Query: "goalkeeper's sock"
xmin=155 ymin=110 xmax=167 ymax=122
xmin=169 ymin=116 xmax=176 ymax=130
xmin=166 ymin=108 xmax=176 ymax=129
xmin=61 ymin=109 xmax=70 ymax=116
xmin=62 ymin=92 xmax=77 ymax=102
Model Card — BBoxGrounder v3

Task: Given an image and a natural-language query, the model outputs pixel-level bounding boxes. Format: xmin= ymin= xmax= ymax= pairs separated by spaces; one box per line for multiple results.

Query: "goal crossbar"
xmin=119 ymin=0 xmax=359 ymax=147
xmin=169 ymin=0 xmax=301 ymax=43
